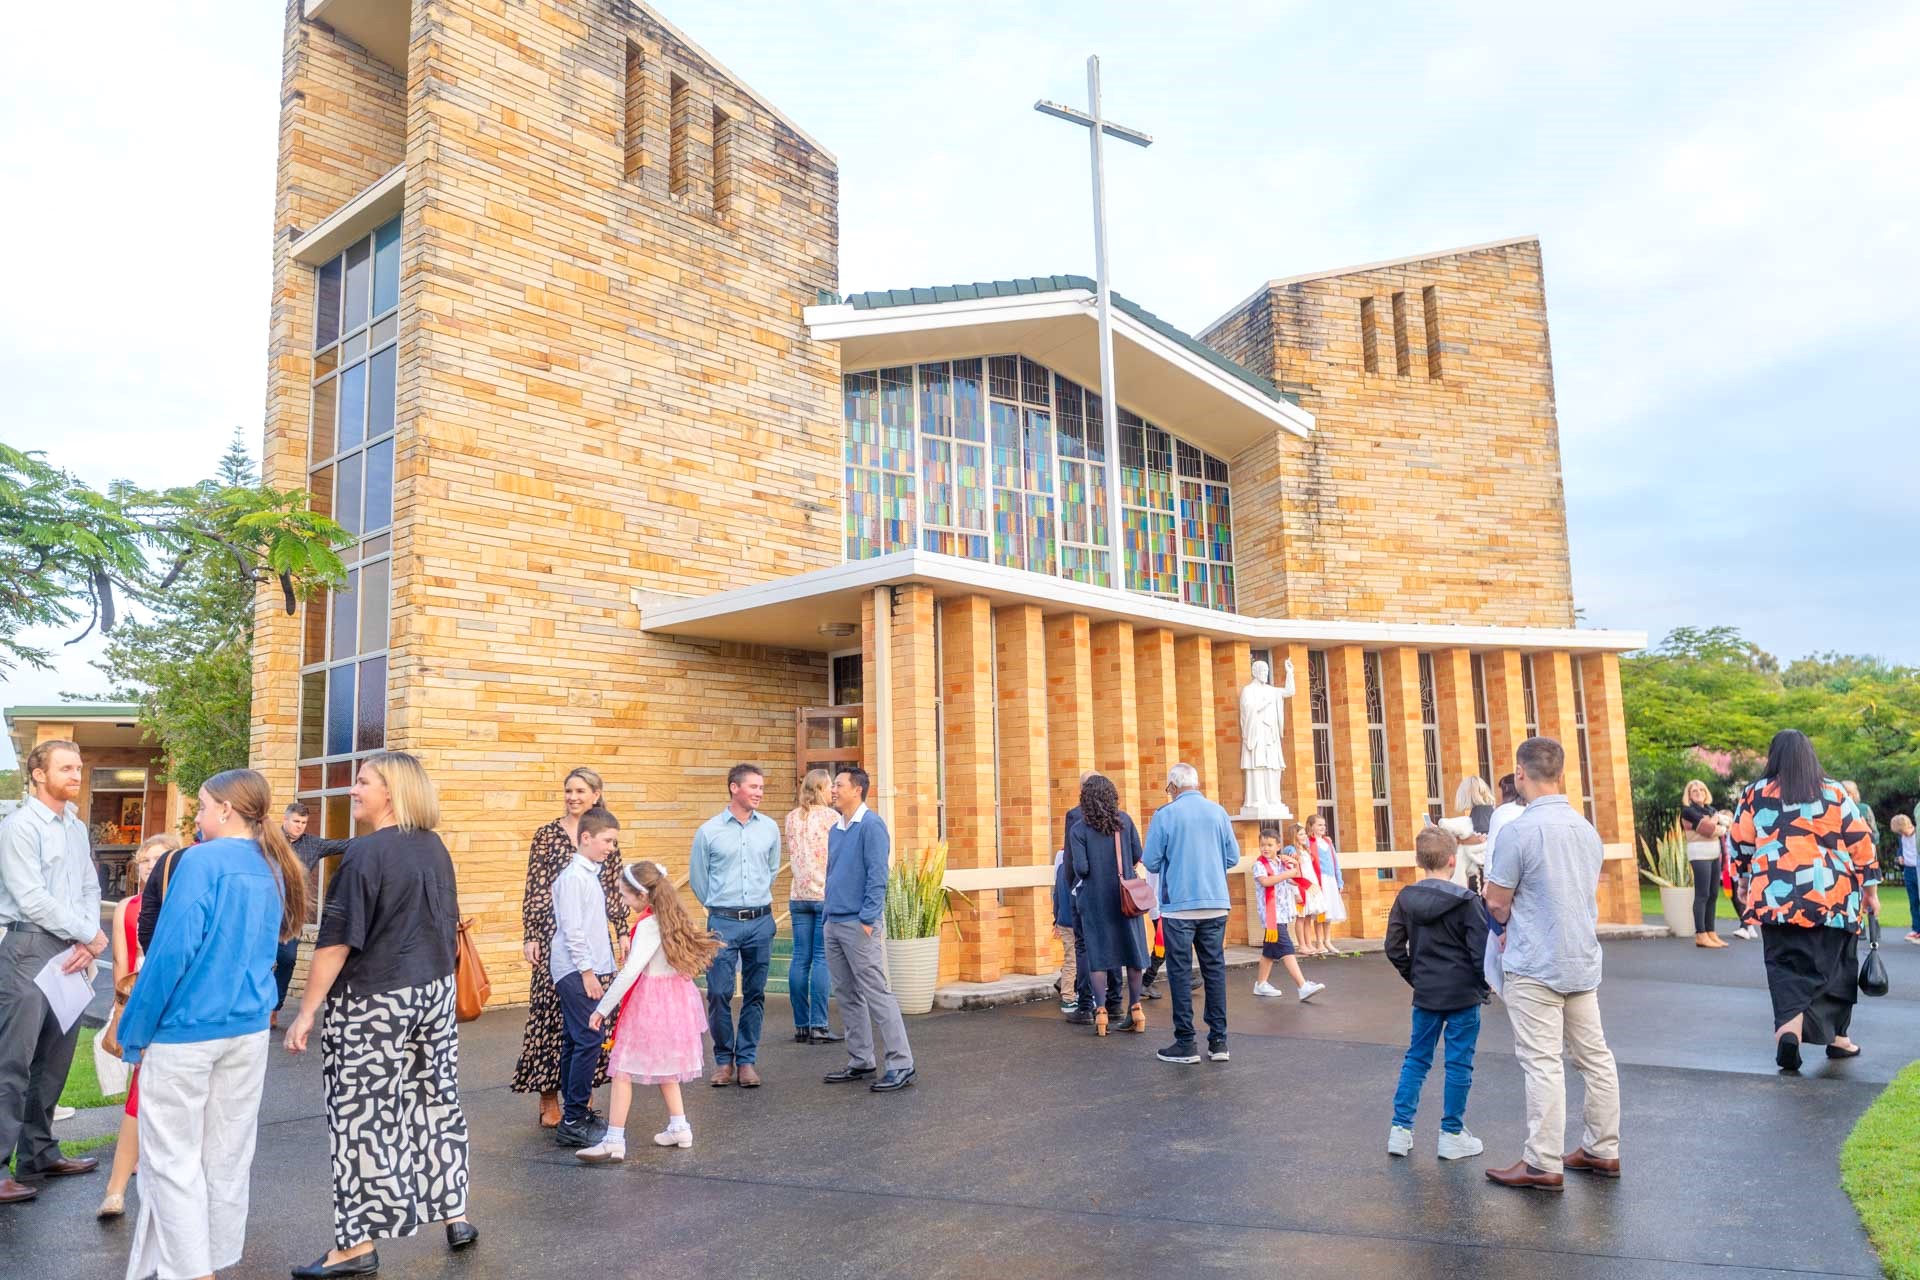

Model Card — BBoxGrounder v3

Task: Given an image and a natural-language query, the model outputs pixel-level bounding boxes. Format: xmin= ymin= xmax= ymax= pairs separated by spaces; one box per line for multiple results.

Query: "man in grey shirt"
xmin=1482 ymin=736 xmax=1621 ymax=1192
xmin=0 ymin=739 xmax=107 ymax=1203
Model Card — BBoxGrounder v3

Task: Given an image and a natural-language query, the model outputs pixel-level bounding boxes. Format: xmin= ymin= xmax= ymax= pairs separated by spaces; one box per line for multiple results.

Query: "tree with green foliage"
xmin=0 ymin=767 xmax=20 ymax=801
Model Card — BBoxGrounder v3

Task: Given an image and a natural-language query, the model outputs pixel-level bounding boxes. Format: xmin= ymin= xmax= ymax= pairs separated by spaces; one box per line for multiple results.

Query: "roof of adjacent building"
xmin=4 ymin=704 xmax=142 ymax=723
xmin=821 ymin=275 xmax=1295 ymax=407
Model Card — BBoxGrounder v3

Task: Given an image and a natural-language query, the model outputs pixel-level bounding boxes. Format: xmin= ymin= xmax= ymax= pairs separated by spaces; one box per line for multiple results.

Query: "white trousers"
xmin=126 ymin=1031 xmax=269 ymax=1280
xmin=1504 ymin=978 xmax=1621 ymax=1174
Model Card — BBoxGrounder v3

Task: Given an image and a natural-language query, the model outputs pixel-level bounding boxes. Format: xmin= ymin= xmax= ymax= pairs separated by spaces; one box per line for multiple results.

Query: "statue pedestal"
xmin=1235 ymin=801 xmax=1293 ymax=823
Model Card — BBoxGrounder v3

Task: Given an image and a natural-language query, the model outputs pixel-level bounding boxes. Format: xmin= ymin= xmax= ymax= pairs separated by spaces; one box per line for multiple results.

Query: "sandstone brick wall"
xmin=1202 ymin=240 xmax=1575 ymax=627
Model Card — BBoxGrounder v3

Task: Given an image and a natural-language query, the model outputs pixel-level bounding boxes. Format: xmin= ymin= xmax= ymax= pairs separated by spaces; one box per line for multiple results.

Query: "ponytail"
xmin=202 ymin=768 xmax=310 ymax=943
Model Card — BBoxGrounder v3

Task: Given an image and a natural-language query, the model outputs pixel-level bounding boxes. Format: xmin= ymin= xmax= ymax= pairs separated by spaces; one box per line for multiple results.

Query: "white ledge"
xmin=290 ymin=165 xmax=405 ymax=266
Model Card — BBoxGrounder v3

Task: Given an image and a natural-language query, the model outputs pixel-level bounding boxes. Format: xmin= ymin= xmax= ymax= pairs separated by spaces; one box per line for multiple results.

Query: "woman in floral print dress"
xmin=511 ymin=767 xmax=630 ymax=1125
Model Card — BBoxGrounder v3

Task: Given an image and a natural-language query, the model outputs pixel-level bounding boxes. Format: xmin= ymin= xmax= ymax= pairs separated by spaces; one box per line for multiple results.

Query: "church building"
xmin=260 ymin=0 xmax=1643 ymax=998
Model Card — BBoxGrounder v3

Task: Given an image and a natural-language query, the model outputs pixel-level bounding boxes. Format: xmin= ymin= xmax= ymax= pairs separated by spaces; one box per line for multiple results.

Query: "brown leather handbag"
xmin=1117 ymin=831 xmax=1154 ymax=918
xmin=454 ymin=917 xmax=492 ymax=1022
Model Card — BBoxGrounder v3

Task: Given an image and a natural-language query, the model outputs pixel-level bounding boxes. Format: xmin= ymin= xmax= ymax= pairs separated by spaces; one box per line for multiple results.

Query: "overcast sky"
xmin=3 ymin=1 xmax=1914 ymax=767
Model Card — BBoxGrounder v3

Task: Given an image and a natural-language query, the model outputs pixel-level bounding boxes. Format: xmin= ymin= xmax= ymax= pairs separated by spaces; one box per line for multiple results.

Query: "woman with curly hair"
xmin=1067 ymin=773 xmax=1150 ymax=1037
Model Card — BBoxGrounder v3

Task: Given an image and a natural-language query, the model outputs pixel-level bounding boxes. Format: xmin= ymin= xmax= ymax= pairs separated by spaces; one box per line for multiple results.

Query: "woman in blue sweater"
xmin=116 ymin=768 xmax=306 ymax=1280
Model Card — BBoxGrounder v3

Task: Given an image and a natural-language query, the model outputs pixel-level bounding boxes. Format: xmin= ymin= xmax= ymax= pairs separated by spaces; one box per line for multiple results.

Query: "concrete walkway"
xmin=6 ymin=933 xmax=1913 ymax=1279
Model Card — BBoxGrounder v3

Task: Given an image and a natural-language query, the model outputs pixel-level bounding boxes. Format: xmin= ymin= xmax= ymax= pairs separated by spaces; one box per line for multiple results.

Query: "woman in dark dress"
xmin=1068 ymin=774 xmax=1150 ymax=1037
xmin=510 ymin=767 xmax=629 ymax=1126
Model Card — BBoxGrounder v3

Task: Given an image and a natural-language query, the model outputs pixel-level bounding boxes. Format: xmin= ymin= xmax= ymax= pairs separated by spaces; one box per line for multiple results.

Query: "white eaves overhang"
xmin=803 ymin=288 xmax=1314 ymax=458
xmin=640 ymin=550 xmax=1647 ymax=657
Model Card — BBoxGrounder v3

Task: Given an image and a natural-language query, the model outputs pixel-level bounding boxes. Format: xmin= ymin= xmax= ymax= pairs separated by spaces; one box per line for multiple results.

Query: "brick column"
xmin=1431 ymin=648 xmax=1478 ymax=803
xmin=1174 ymin=635 xmax=1217 ymax=794
xmin=995 ymin=603 xmax=1055 ymax=974
xmin=1090 ymin=620 xmax=1140 ymax=819
xmin=1379 ymin=647 xmax=1427 ymax=842
xmin=1533 ymin=651 xmax=1583 ymax=803
xmin=940 ymin=595 xmax=1001 ymax=981
xmin=1213 ymin=640 xmax=1252 ymax=815
xmin=1581 ymin=652 xmax=1636 ymax=846
xmin=1483 ymin=650 xmax=1528 ymax=784
xmin=1046 ymin=614 xmax=1095 ymax=838
xmin=1326 ymin=645 xmax=1377 ymax=855
xmin=890 ymin=584 xmax=940 ymax=861
xmin=1280 ymin=643 xmax=1316 ymax=825
xmin=1133 ymin=628 xmax=1179 ymax=825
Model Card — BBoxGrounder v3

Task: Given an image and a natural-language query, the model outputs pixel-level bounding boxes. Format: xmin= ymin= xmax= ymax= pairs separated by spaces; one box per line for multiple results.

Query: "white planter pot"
xmin=885 ymin=934 xmax=941 ymax=1015
xmin=1657 ymin=885 xmax=1695 ymax=937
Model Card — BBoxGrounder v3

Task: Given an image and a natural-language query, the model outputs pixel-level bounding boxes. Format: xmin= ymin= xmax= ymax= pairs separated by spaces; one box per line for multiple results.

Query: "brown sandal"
xmin=1094 ymin=1008 xmax=1109 ymax=1037
xmin=1127 ymin=1003 xmax=1146 ymax=1033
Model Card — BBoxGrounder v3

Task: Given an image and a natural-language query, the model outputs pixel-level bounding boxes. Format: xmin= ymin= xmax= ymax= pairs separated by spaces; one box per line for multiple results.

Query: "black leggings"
xmin=1691 ymin=860 xmax=1721 ymax=932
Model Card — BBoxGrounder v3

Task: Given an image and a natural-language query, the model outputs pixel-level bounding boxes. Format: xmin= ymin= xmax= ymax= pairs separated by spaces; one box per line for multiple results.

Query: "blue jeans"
xmin=1161 ymin=915 xmax=1228 ymax=1050
xmin=788 ymin=900 xmax=832 ymax=1031
xmin=706 ymin=911 xmax=776 ymax=1066
xmin=273 ymin=937 xmax=301 ymax=1011
xmin=1392 ymin=1004 xmax=1481 ymax=1133
xmin=555 ymin=970 xmax=606 ymax=1126
xmin=1904 ymin=866 xmax=1919 ymax=931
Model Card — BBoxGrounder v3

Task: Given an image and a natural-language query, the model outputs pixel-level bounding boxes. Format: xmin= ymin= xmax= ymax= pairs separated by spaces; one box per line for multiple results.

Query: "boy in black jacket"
xmin=1385 ymin=825 xmax=1490 ymax=1161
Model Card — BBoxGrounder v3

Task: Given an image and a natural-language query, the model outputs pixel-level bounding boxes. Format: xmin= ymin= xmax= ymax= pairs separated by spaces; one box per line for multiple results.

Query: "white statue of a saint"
xmin=1238 ymin=658 xmax=1295 ymax=819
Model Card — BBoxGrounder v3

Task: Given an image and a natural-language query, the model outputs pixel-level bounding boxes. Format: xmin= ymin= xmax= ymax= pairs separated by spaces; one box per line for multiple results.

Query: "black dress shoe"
xmin=1064 ymin=1009 xmax=1095 ymax=1025
xmin=446 ymin=1221 xmax=479 ymax=1250
xmin=794 ymin=1030 xmax=812 ymax=1043
xmin=869 ymin=1067 xmax=916 ymax=1092
xmin=824 ymin=1065 xmax=876 ymax=1083
xmin=292 ymin=1251 xmax=380 ymax=1278
xmin=1827 ymin=1043 xmax=1863 ymax=1059
xmin=809 ymin=1027 xmax=846 ymax=1044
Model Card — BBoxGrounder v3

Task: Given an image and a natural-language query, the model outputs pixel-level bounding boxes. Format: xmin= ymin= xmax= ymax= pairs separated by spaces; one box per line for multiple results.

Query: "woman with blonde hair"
xmin=784 ymin=768 xmax=841 ymax=1043
xmin=1440 ymin=776 xmax=1496 ymax=888
xmin=95 ymin=833 xmax=178 ymax=1219
xmin=117 ymin=770 xmax=307 ymax=1280
xmin=286 ymin=750 xmax=475 ymax=1276
xmin=1680 ymin=779 xmax=1727 ymax=947
xmin=512 ymin=765 xmax=628 ymax=1126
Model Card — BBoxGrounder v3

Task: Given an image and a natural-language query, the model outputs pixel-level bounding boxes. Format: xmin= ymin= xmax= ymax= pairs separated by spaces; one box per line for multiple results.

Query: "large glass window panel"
xmin=307 ymin=462 xmax=333 ymax=522
xmin=359 ymin=559 xmax=390 ymax=653
xmin=324 ymin=794 xmax=351 ymax=841
xmin=330 ymin=568 xmax=359 ymax=660
xmin=310 ymin=378 xmax=337 ymax=463
xmin=302 ymin=588 xmax=329 ymax=665
xmin=315 ymin=258 xmax=343 ymax=350
xmin=842 ymin=372 xmax=880 ymax=469
xmin=363 ymin=438 xmax=394 ymax=535
xmin=372 ymin=219 xmax=400 ymax=316
xmin=299 ymin=672 xmax=326 ymax=760
xmin=336 ymin=361 xmax=367 ymax=454
xmin=325 ymin=665 xmax=355 ymax=756
xmin=342 ymin=238 xmax=371 ymax=334
xmin=992 ymin=488 xmax=1025 ymax=570
xmin=1021 ymin=408 xmax=1053 ymax=493
xmin=336 ymin=451 xmax=364 ymax=537
xmin=877 ymin=367 xmax=914 ymax=472
xmin=366 ymin=346 xmax=396 ymax=440
xmin=356 ymin=655 xmax=387 ymax=751
xmin=950 ymin=359 xmax=984 ymax=442
xmin=1023 ymin=492 xmax=1055 ymax=575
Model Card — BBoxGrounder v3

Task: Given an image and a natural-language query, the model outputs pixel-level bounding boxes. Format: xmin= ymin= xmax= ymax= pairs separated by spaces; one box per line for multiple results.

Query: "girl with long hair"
xmin=117 ymin=769 xmax=307 ymax=1280
xmin=578 ymin=861 xmax=724 ymax=1159
xmin=784 ymin=767 xmax=839 ymax=1043
xmin=1067 ymin=774 xmax=1150 ymax=1037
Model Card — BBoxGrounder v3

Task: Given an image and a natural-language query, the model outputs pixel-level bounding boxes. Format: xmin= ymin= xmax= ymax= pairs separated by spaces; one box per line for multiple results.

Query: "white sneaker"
xmin=1253 ymin=981 xmax=1282 ymax=997
xmin=1387 ymin=1125 xmax=1414 ymax=1157
xmin=1437 ymin=1128 xmax=1485 ymax=1161
xmin=1298 ymin=981 xmax=1326 ymax=1002
xmin=653 ymin=1124 xmax=693 ymax=1149
xmin=575 ymin=1140 xmax=626 ymax=1164
xmin=52 ymin=1105 xmax=75 ymax=1122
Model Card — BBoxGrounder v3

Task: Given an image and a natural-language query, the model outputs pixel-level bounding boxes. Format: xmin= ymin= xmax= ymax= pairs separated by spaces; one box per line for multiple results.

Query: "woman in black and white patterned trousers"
xmin=285 ymin=751 xmax=476 ymax=1278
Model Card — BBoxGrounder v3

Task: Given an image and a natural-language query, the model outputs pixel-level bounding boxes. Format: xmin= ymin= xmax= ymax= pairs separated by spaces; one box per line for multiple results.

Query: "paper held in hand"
xmin=34 ymin=953 xmax=96 ymax=1034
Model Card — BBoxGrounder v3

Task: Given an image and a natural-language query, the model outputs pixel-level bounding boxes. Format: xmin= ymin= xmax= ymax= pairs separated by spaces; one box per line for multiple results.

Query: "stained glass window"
xmin=1054 ymin=377 xmax=1110 ymax=586
xmin=1364 ymin=651 xmax=1394 ymax=851
xmin=1419 ymin=652 xmax=1445 ymax=823
xmin=843 ymin=367 xmax=915 ymax=558
xmin=1178 ymin=440 xmax=1234 ymax=610
xmin=918 ymin=359 xmax=988 ymax=559
xmin=1308 ymin=650 xmax=1338 ymax=845
xmin=1121 ymin=416 xmax=1177 ymax=597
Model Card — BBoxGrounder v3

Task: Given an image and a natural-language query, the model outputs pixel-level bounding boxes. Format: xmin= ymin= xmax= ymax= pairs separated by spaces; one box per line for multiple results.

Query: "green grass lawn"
xmin=1637 ymin=883 xmax=1913 ymax=933
xmin=58 ymin=1027 xmax=126 ymax=1111
xmin=1842 ymin=1061 xmax=1920 ymax=1280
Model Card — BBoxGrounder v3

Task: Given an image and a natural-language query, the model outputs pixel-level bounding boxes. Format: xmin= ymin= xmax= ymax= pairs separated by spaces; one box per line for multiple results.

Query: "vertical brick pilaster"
xmin=1380 ymin=647 xmax=1426 ymax=843
xmin=1090 ymin=620 xmax=1140 ymax=819
xmin=1134 ymin=629 xmax=1180 ymax=826
xmin=1173 ymin=635 xmax=1217 ymax=795
xmin=1213 ymin=640 xmax=1252 ymax=815
xmin=1279 ymin=643 xmax=1316 ymax=823
xmin=1431 ymin=648 xmax=1478 ymax=803
xmin=1326 ymin=645 xmax=1377 ymax=856
xmin=1581 ymin=652 xmax=1636 ymax=848
xmin=995 ymin=603 xmax=1054 ymax=974
xmin=1046 ymin=614 xmax=1095 ymax=835
xmin=1484 ymin=650 xmax=1528 ymax=786
xmin=890 ymin=584 xmax=939 ymax=861
xmin=940 ymin=594 xmax=1000 ymax=981
xmin=1533 ymin=651 xmax=1583 ymax=805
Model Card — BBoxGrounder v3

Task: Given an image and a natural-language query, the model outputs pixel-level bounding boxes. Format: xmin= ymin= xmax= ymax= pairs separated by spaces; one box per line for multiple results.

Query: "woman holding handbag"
xmin=1067 ymin=774 xmax=1150 ymax=1037
xmin=95 ymin=834 xmax=177 ymax=1219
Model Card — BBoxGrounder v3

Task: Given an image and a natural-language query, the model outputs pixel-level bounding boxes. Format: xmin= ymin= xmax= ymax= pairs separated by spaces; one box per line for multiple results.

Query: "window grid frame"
xmin=1307 ymin=649 xmax=1338 ymax=846
xmin=1418 ymin=651 xmax=1445 ymax=824
xmin=1572 ymin=655 xmax=1596 ymax=823
xmin=1471 ymin=652 xmax=1494 ymax=785
xmin=1363 ymin=650 xmax=1394 ymax=852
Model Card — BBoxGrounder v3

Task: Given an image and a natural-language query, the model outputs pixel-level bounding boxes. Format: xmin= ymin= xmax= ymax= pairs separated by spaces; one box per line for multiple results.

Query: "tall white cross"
xmin=1037 ymin=56 xmax=1152 ymax=590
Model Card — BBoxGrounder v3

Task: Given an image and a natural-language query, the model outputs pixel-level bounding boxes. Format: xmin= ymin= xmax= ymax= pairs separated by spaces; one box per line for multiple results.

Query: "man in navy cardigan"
xmin=820 ymin=768 xmax=916 ymax=1093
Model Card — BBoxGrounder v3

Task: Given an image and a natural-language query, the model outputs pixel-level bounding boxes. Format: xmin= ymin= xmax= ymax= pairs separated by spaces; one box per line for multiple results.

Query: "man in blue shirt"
xmin=821 ymin=768 xmax=915 ymax=1092
xmin=1141 ymin=762 xmax=1241 ymax=1066
xmin=689 ymin=763 xmax=781 ymax=1088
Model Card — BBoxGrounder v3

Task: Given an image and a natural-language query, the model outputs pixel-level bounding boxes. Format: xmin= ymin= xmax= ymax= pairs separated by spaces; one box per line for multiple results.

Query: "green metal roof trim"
xmin=818 ymin=276 xmax=1296 ymax=407
xmin=4 ymin=703 xmax=142 ymax=723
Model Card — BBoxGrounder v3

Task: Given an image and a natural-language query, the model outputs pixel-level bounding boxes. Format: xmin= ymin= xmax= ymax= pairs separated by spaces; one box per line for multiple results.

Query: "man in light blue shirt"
xmin=1141 ymin=762 xmax=1240 ymax=1066
xmin=0 ymin=739 xmax=108 ymax=1203
xmin=689 ymin=764 xmax=781 ymax=1087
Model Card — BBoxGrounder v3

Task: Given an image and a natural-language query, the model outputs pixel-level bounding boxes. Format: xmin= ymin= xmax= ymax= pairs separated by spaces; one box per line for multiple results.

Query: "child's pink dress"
xmin=598 ymin=911 xmax=709 ymax=1085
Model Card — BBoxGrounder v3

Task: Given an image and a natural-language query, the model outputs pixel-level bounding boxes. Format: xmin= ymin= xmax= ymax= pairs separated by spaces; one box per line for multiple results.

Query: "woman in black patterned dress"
xmin=510 ymin=767 xmax=629 ymax=1125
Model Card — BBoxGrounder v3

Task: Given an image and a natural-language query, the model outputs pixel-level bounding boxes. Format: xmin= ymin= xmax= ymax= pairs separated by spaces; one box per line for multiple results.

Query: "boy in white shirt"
xmin=552 ymin=809 xmax=620 ymax=1147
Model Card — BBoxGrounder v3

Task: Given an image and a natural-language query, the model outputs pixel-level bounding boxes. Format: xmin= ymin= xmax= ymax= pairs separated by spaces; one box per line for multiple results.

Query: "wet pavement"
xmin=5 ymin=932 xmax=1913 ymax=1279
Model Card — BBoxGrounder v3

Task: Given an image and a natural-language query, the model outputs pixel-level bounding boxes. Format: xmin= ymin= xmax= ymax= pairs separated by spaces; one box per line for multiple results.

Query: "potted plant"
xmin=884 ymin=840 xmax=957 ymax=1015
xmin=1638 ymin=823 xmax=1695 ymax=937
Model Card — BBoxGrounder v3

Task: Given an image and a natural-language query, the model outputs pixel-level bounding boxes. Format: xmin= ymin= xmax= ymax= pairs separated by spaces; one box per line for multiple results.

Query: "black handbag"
xmin=1859 ymin=912 xmax=1889 ymax=998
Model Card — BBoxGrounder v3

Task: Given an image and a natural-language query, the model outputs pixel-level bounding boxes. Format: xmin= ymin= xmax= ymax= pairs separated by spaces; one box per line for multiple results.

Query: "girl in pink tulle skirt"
xmin=580 ymin=861 xmax=722 ymax=1161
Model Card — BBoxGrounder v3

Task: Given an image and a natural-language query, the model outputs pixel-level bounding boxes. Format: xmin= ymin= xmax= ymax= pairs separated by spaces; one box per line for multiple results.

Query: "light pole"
xmin=1036 ymin=56 xmax=1151 ymax=591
